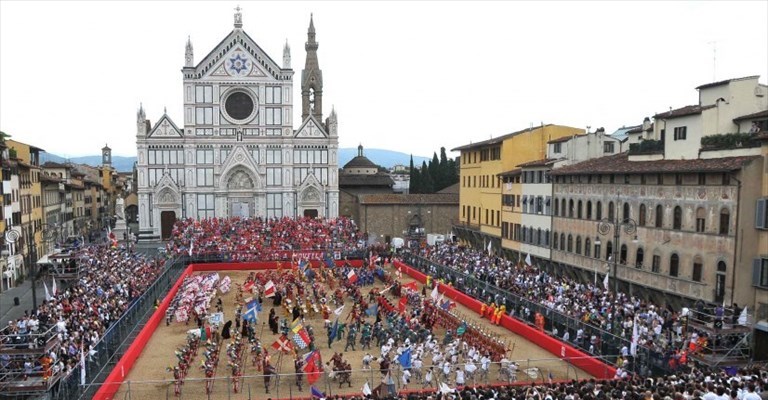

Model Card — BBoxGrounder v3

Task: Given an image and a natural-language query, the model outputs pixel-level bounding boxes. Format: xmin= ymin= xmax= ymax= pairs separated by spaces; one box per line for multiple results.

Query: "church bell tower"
xmin=301 ymin=14 xmax=323 ymax=121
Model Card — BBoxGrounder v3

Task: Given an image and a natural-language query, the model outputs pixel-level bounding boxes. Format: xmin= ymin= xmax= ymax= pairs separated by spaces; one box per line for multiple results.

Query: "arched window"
xmin=560 ymin=233 xmax=565 ymax=251
xmin=670 ymin=254 xmax=680 ymax=277
xmin=696 ymin=207 xmax=706 ymax=233
xmin=652 ymin=249 xmax=661 ymax=273
xmin=605 ymin=241 xmax=613 ymax=261
xmin=553 ymin=232 xmax=559 ymax=249
xmin=673 ymin=206 xmax=683 ymax=230
xmin=608 ymin=201 xmax=615 ymax=220
xmin=567 ymin=234 xmax=573 ymax=252
xmin=715 ymin=261 xmax=727 ymax=302
xmin=692 ymin=256 xmax=703 ymax=282
xmin=561 ymin=199 xmax=566 ymax=217
xmin=623 ymin=202 xmax=630 ymax=221
xmin=719 ymin=208 xmax=730 ymax=235
xmin=594 ymin=239 xmax=601 ymax=259
xmin=596 ymin=201 xmax=603 ymax=220
xmin=545 ymin=229 xmax=550 ymax=246
xmin=586 ymin=201 xmax=593 ymax=219
xmin=576 ymin=236 xmax=582 ymax=254
xmin=635 ymin=247 xmax=644 ymax=269
xmin=639 ymin=204 xmax=647 ymax=226
xmin=620 ymin=244 xmax=628 ymax=264
xmin=585 ymin=238 xmax=591 ymax=257
xmin=569 ymin=199 xmax=574 ymax=218
xmin=577 ymin=200 xmax=583 ymax=219
xmin=655 ymin=204 xmax=664 ymax=228
xmin=537 ymin=228 xmax=542 ymax=245
xmin=554 ymin=198 xmax=559 ymax=215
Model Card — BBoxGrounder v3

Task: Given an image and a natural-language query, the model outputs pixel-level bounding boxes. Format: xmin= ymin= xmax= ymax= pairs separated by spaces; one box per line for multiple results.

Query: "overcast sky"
xmin=1 ymin=1 xmax=766 ymax=159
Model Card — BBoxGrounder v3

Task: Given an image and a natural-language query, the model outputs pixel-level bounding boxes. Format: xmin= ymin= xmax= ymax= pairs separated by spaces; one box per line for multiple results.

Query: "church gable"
xmin=194 ymin=31 xmax=288 ymax=81
xmin=148 ymin=114 xmax=183 ymax=138
xmin=294 ymin=116 xmax=327 ymax=138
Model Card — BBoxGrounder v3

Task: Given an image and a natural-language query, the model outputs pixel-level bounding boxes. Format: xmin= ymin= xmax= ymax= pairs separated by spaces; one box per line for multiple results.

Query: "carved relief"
xmin=227 ymin=169 xmax=255 ymax=190
xmin=159 ymin=189 xmax=176 ymax=204
xmin=302 ymin=188 xmax=321 ymax=203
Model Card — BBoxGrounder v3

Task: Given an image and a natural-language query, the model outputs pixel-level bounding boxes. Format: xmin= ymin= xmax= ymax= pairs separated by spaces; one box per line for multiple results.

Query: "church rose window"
xmin=225 ymin=91 xmax=255 ymax=120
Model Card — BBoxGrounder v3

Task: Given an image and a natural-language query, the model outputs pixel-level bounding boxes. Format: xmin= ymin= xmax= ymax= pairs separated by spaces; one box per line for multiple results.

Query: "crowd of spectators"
xmin=418 ymin=243 xmax=726 ymax=360
xmin=1 ymin=246 xmax=164 ymax=382
xmin=167 ymin=217 xmax=365 ymax=260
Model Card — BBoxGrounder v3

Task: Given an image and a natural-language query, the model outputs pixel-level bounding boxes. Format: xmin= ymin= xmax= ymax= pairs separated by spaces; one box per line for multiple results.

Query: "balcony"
xmin=701 ymin=132 xmax=761 ymax=150
xmin=628 ymin=139 xmax=664 ymax=155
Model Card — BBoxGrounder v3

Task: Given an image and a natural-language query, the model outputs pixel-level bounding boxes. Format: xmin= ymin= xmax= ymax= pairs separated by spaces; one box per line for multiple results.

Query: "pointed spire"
xmin=282 ymin=39 xmax=291 ymax=69
xmin=164 ymin=106 xmax=167 ymax=115
xmin=185 ymin=36 xmax=194 ymax=67
xmin=309 ymin=13 xmax=315 ymax=34
xmin=137 ymin=103 xmax=146 ymax=122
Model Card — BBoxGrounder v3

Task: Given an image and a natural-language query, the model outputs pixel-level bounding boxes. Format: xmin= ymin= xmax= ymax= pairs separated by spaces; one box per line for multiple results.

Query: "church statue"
xmin=115 ymin=196 xmax=126 ymax=220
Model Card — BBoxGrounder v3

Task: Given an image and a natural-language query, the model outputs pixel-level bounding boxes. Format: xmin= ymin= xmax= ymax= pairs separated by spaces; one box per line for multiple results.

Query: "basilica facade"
xmin=136 ymin=9 xmax=339 ymax=240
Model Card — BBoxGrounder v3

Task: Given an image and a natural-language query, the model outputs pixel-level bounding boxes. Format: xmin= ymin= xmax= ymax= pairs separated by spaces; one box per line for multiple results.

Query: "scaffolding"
xmin=684 ymin=305 xmax=752 ymax=367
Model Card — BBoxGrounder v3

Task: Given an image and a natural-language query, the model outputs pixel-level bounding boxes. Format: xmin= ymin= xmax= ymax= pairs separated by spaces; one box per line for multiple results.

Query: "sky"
xmin=1 ymin=1 xmax=766 ymax=159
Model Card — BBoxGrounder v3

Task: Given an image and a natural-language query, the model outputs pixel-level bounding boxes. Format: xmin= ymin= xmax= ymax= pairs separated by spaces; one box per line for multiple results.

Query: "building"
xmin=356 ymin=193 xmax=459 ymax=245
xmin=136 ymin=9 xmax=340 ymax=240
xmin=5 ymin=140 xmax=43 ymax=283
xmin=452 ymin=124 xmax=584 ymax=252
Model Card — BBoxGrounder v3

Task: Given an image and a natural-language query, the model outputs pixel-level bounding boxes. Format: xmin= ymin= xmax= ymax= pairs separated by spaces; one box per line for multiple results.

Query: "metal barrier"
xmin=400 ymin=252 xmax=673 ymax=376
xmin=81 ymin=357 xmax=610 ymax=400
xmin=49 ymin=255 xmax=189 ymax=400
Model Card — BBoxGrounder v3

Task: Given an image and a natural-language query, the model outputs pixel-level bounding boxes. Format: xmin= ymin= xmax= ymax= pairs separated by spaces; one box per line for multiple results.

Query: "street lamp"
xmin=595 ymin=196 xmax=637 ymax=293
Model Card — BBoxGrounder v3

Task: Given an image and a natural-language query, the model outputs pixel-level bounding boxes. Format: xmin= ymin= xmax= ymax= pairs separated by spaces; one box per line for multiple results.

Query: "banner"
xmin=263 ymin=250 xmax=342 ymax=261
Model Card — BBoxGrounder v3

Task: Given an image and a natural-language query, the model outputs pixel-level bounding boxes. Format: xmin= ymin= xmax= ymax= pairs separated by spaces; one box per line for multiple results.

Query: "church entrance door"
xmin=160 ymin=211 xmax=176 ymax=240
xmin=231 ymin=201 xmax=251 ymax=218
xmin=303 ymin=209 xmax=318 ymax=218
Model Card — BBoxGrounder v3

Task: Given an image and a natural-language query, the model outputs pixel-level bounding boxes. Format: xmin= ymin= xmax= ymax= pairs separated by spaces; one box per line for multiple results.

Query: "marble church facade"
xmin=136 ymin=9 xmax=339 ymax=240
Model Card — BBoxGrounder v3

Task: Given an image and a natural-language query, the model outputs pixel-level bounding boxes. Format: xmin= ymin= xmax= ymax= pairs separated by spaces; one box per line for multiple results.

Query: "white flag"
xmin=43 ymin=280 xmax=52 ymax=301
xmin=52 ymin=276 xmax=58 ymax=296
xmin=80 ymin=342 xmax=86 ymax=385
xmin=334 ymin=305 xmax=345 ymax=316
xmin=737 ymin=306 xmax=748 ymax=325
xmin=188 ymin=239 xmax=194 ymax=257
xmin=487 ymin=240 xmax=492 ymax=254
xmin=439 ymin=382 xmax=455 ymax=394
xmin=630 ymin=316 xmax=639 ymax=356
xmin=430 ymin=285 xmax=439 ymax=301
xmin=525 ymin=253 xmax=532 ymax=267
xmin=362 ymin=381 xmax=372 ymax=396
xmin=603 ymin=272 xmax=609 ymax=291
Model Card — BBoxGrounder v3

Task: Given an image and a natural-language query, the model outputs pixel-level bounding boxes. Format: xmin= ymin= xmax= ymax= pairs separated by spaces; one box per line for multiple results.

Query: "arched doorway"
xmin=161 ymin=211 xmax=176 ymax=240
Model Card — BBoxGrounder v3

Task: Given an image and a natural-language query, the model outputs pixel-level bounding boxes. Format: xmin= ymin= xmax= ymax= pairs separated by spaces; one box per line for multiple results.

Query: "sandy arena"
xmin=114 ymin=264 xmax=592 ymax=399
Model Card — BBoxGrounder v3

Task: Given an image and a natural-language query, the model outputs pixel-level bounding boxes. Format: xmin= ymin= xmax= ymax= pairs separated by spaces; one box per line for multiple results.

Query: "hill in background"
xmin=40 ymin=148 xmax=430 ymax=172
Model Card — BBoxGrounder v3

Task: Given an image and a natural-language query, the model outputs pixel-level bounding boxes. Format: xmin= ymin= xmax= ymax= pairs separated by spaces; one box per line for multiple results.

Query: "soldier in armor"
xmin=344 ymin=325 xmax=357 ymax=351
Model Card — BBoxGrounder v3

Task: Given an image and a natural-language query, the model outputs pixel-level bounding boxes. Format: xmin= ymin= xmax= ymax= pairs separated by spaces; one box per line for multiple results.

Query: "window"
xmin=692 ymin=256 xmax=703 ymax=282
xmin=195 ymin=85 xmax=213 ymax=103
xmin=605 ymin=241 xmax=612 ymax=261
xmin=603 ymin=141 xmax=615 ymax=153
xmin=266 ymin=167 xmax=282 ymax=186
xmin=608 ymin=201 xmax=615 ymax=220
xmin=553 ymin=232 xmax=559 ymax=249
xmin=673 ymin=126 xmax=687 ymax=140
xmin=535 ymin=196 xmax=544 ymax=214
xmin=596 ymin=201 xmax=602 ymax=220
xmin=196 ymin=149 xmax=214 ymax=164
xmin=195 ymin=107 xmax=213 ymax=124
xmin=568 ymin=199 xmax=574 ymax=218
xmin=195 ymin=128 xmax=213 ymax=136
xmin=265 ymin=107 xmax=282 ymax=125
xmin=696 ymin=207 xmax=706 ymax=232
xmin=265 ymin=86 xmax=282 ymax=104
xmin=669 ymin=254 xmax=680 ymax=277
xmin=755 ymin=258 xmax=768 ymax=288
xmin=554 ymin=198 xmax=559 ymax=216
xmin=576 ymin=236 xmax=582 ymax=254
xmin=673 ymin=206 xmax=682 ymax=230
xmin=639 ymin=204 xmax=647 ymax=226
xmin=560 ymin=199 xmax=566 ymax=217
xmin=719 ymin=208 xmax=730 ymax=235
xmin=586 ymin=201 xmax=592 ymax=219
xmin=698 ymin=173 xmax=706 ymax=185
xmin=756 ymin=198 xmax=768 ymax=229
xmin=553 ymin=143 xmax=562 ymax=153
xmin=197 ymin=194 xmax=215 ymax=219
xmin=266 ymin=128 xmax=281 ymax=136
xmin=221 ymin=147 xmax=231 ymax=161
xmin=196 ymin=168 xmax=214 ymax=186
xmin=567 ymin=234 xmax=573 ymax=252
xmin=623 ymin=202 xmax=630 ymax=221
xmin=577 ymin=200 xmax=583 ymax=219
xmin=585 ymin=238 xmax=591 ymax=257
xmin=635 ymin=248 xmax=644 ymax=269
xmin=266 ymin=193 xmax=283 ymax=218
xmin=675 ymin=174 xmax=683 ymax=185
xmin=655 ymin=205 xmax=663 ymax=228
xmin=266 ymin=149 xmax=282 ymax=164
xmin=652 ymin=253 xmax=661 ymax=273
xmin=620 ymin=244 xmax=628 ymax=264
xmin=594 ymin=240 xmax=601 ymax=259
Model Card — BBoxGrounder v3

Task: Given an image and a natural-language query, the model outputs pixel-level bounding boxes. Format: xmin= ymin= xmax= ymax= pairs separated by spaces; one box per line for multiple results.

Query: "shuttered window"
xmin=756 ymin=198 xmax=768 ymax=229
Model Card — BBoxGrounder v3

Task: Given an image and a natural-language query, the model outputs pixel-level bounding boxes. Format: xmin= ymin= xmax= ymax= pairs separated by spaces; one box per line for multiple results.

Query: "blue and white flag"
xmin=397 ymin=348 xmax=412 ymax=369
xmin=243 ymin=298 xmax=260 ymax=323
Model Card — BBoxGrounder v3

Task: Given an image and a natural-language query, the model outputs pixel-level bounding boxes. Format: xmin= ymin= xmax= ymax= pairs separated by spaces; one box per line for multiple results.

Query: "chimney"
xmin=642 ymin=117 xmax=651 ymax=132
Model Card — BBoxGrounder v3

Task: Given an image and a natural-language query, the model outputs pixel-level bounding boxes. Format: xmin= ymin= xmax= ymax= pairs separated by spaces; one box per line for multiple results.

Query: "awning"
xmin=36 ymin=254 xmax=52 ymax=265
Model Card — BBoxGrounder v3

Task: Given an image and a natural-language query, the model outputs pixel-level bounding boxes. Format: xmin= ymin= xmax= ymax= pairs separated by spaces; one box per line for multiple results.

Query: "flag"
xmin=439 ymin=382 xmax=455 ymax=394
xmin=402 ymin=281 xmax=418 ymax=292
xmin=311 ymin=385 xmax=325 ymax=399
xmin=630 ymin=316 xmax=639 ymax=356
xmin=330 ymin=319 xmax=340 ymax=344
xmin=299 ymin=259 xmax=308 ymax=273
xmin=398 ymin=297 xmax=407 ymax=314
xmin=456 ymin=321 xmax=467 ymax=336
xmin=738 ymin=306 xmax=748 ymax=325
xmin=347 ymin=269 xmax=357 ymax=284
xmin=487 ymin=240 xmax=492 ymax=254
xmin=80 ymin=341 xmax=86 ymax=385
xmin=362 ymin=381 xmax=372 ymax=396
xmin=525 ymin=253 xmax=532 ymax=266
xmin=272 ymin=335 xmax=294 ymax=353
xmin=52 ymin=276 xmax=57 ymax=296
xmin=264 ymin=280 xmax=276 ymax=298
xmin=304 ymin=351 xmax=322 ymax=385
xmin=397 ymin=348 xmax=412 ymax=369
xmin=441 ymin=300 xmax=452 ymax=311
xmin=365 ymin=303 xmax=378 ymax=317
xmin=43 ymin=280 xmax=52 ymax=301
xmin=243 ymin=299 xmax=259 ymax=323
xmin=243 ymin=281 xmax=255 ymax=293
xmin=430 ymin=285 xmax=439 ymax=301
xmin=200 ymin=326 xmax=208 ymax=341
xmin=369 ymin=252 xmax=376 ymax=268
xmin=334 ymin=305 xmax=345 ymax=317
xmin=603 ymin=272 xmax=609 ymax=291
xmin=188 ymin=238 xmax=194 ymax=257
xmin=323 ymin=253 xmax=335 ymax=268
xmin=292 ymin=325 xmax=312 ymax=349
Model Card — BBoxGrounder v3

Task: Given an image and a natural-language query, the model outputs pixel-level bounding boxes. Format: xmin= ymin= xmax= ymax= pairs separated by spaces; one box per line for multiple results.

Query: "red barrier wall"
xmin=393 ymin=260 xmax=615 ymax=379
xmin=192 ymin=260 xmax=363 ymax=272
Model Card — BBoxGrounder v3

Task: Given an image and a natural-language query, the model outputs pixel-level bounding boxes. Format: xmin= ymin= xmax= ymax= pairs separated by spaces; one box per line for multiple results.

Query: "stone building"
xmin=355 ymin=193 xmax=459 ymax=245
xmin=136 ymin=9 xmax=339 ymax=240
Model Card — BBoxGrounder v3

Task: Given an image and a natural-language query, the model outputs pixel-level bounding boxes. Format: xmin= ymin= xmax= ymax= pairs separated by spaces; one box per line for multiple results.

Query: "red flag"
xmin=347 ymin=270 xmax=357 ymax=284
xmin=402 ymin=282 xmax=418 ymax=292
xmin=398 ymin=297 xmax=407 ymax=314
xmin=272 ymin=335 xmax=294 ymax=353
xmin=264 ymin=280 xmax=276 ymax=298
xmin=243 ymin=281 xmax=254 ymax=293
xmin=304 ymin=351 xmax=322 ymax=385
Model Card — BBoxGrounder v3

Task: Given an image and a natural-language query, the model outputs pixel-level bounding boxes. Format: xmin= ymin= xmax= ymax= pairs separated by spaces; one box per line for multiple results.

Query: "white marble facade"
xmin=136 ymin=9 xmax=339 ymax=240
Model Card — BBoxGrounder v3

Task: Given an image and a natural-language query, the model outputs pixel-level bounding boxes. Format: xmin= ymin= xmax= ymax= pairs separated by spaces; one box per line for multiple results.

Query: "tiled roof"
xmin=654 ymin=105 xmax=715 ymax=119
xmin=339 ymin=174 xmax=394 ymax=187
xmin=516 ymin=158 xmax=556 ymax=168
xmin=547 ymin=135 xmax=581 ymax=144
xmin=437 ymin=182 xmax=460 ymax=194
xmin=343 ymin=156 xmax=378 ymax=169
xmin=497 ymin=168 xmax=522 ymax=177
xmin=695 ymin=75 xmax=760 ymax=90
xmin=733 ymin=109 xmax=768 ymax=121
xmin=42 ymin=161 xmax=70 ymax=169
xmin=359 ymin=193 xmax=459 ymax=205
xmin=549 ymin=153 xmax=759 ymax=176
xmin=451 ymin=124 xmax=556 ymax=151
xmin=40 ymin=174 xmax=61 ymax=183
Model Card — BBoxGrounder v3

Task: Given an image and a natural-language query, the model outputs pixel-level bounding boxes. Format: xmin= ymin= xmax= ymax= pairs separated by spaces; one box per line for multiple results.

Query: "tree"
xmin=408 ymin=155 xmax=421 ymax=194
xmin=420 ymin=161 xmax=434 ymax=193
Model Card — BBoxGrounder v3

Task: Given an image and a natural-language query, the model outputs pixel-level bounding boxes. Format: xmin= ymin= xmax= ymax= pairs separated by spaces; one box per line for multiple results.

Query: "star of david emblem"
xmin=229 ymin=54 xmax=249 ymax=74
